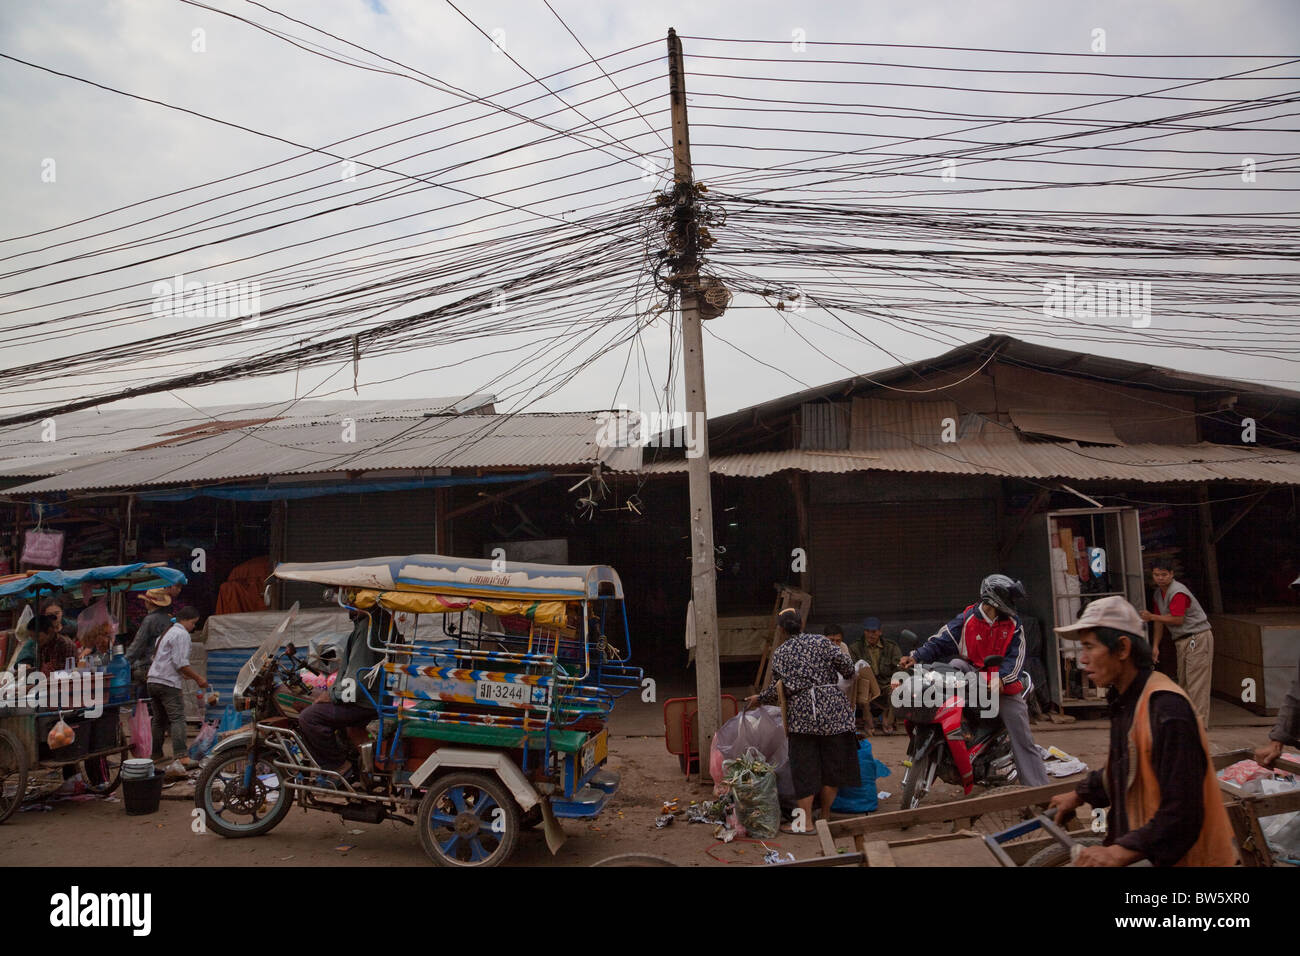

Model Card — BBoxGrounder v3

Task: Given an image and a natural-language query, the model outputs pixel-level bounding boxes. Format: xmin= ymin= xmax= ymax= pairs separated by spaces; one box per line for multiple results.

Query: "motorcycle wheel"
xmin=1024 ymin=837 xmax=1103 ymax=867
xmin=417 ymin=771 xmax=519 ymax=867
xmin=900 ymin=744 xmax=939 ymax=811
xmin=195 ymin=747 xmax=294 ymax=838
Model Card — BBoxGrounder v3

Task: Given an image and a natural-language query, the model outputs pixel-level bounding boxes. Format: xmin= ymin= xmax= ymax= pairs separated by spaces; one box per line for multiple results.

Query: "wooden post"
xmin=1196 ymin=484 xmax=1224 ymax=613
xmin=668 ymin=27 xmax=722 ymax=760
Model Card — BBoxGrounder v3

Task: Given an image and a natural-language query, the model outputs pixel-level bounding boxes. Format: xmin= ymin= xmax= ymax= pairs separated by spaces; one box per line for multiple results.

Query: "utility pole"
xmin=667 ymin=28 xmax=723 ymax=764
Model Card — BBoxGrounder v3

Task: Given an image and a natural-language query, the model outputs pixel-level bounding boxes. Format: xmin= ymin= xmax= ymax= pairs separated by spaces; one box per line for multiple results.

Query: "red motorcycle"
xmin=894 ymin=654 xmax=1018 ymax=809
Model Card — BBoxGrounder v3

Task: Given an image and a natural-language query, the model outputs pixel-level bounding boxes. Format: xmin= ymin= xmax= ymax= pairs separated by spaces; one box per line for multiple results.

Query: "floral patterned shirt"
xmin=756 ymin=632 xmax=855 ymax=735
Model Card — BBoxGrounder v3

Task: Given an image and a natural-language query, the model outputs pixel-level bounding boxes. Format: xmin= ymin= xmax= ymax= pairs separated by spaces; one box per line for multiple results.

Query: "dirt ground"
xmin=1 ymin=700 xmax=1283 ymax=867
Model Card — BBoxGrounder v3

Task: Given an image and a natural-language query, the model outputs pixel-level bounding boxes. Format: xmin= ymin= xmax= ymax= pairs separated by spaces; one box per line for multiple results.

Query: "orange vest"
xmin=1118 ymin=672 xmax=1238 ymax=867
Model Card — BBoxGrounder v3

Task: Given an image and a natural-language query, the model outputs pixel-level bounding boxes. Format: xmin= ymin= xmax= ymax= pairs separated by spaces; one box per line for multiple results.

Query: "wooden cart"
xmin=785 ymin=751 xmax=1300 ymax=867
xmin=1214 ymin=748 xmax=1300 ymax=867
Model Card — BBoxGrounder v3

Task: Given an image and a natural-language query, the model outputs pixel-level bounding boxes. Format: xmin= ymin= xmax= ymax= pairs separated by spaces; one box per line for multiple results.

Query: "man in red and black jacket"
xmin=901 ymin=574 xmax=1048 ymax=787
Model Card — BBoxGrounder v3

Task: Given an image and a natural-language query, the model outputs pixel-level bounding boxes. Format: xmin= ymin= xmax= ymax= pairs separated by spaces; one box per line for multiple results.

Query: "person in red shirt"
xmin=1140 ymin=562 xmax=1214 ymax=729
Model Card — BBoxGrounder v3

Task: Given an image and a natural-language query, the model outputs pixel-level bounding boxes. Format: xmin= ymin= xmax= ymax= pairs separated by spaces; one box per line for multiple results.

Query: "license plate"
xmin=475 ymin=680 xmax=528 ymax=705
xmin=581 ymin=731 xmax=608 ymax=774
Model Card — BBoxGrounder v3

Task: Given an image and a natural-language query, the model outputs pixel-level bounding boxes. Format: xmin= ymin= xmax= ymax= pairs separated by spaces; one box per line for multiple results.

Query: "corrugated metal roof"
xmin=708 ymin=334 xmax=1300 ymax=436
xmin=3 ymin=412 xmax=638 ymax=493
xmin=634 ymin=441 xmax=1300 ymax=483
xmin=850 ymin=397 xmax=961 ymax=450
xmin=1008 ymin=409 xmax=1123 ymax=446
xmin=0 ymin=396 xmax=495 ymax=478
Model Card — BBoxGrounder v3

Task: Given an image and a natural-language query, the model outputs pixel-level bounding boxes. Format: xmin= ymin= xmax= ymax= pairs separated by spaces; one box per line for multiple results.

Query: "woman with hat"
xmin=125 ymin=588 xmax=174 ymax=691
xmin=1047 ymin=596 xmax=1237 ymax=866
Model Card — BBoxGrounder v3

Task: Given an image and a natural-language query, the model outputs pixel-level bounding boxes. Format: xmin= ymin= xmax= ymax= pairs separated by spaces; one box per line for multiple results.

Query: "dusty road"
xmin=0 ymin=711 xmax=1279 ymax=867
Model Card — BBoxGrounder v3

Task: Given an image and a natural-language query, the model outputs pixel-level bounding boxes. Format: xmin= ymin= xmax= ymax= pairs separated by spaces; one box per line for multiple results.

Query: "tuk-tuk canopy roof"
xmin=274 ymin=554 xmax=624 ymax=601
xmin=0 ymin=563 xmax=187 ymax=602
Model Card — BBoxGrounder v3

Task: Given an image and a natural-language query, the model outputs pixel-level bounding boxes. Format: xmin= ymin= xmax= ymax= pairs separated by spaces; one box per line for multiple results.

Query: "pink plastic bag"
xmin=129 ymin=701 xmax=153 ymax=758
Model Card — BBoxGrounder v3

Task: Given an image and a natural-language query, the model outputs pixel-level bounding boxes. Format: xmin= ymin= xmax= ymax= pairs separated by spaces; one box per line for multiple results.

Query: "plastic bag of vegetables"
xmin=721 ymin=747 xmax=780 ymax=839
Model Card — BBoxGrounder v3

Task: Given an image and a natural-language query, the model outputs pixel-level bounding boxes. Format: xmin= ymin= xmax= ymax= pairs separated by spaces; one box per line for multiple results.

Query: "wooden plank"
xmin=826 ymin=781 xmax=1079 ymax=837
xmin=814 ymin=818 xmax=838 ymax=858
xmin=863 ymin=840 xmax=896 ymax=867
xmin=891 ymin=835 xmax=999 ymax=867
xmin=1225 ymin=800 xmax=1273 ymax=868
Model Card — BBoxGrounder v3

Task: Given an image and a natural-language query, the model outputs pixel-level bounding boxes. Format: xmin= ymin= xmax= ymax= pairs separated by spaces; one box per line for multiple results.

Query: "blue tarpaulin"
xmin=0 ymin=563 xmax=187 ymax=601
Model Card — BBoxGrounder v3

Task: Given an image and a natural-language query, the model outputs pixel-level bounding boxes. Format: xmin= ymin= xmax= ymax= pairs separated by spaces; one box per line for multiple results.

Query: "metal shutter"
xmin=283 ymin=490 xmax=438 ymax=606
xmin=809 ymin=498 xmax=996 ymax=622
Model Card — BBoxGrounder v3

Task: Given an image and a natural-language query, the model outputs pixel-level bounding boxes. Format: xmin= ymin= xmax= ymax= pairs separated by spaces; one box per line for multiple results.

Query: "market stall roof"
xmin=0 ymin=563 xmax=187 ymax=601
xmin=274 ymin=553 xmax=623 ymax=600
xmin=0 ymin=395 xmax=496 ymax=480
xmin=634 ymin=441 xmax=1300 ymax=484
xmin=1 ymin=411 xmax=639 ymax=494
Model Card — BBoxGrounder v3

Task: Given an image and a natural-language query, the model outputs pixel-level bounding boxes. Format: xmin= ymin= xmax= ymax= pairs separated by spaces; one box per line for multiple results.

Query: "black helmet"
xmin=980 ymin=574 xmax=1026 ymax=617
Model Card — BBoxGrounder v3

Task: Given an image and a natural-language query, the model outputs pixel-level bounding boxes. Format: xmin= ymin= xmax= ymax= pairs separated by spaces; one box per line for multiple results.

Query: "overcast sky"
xmin=1 ymin=0 xmax=1297 ymax=430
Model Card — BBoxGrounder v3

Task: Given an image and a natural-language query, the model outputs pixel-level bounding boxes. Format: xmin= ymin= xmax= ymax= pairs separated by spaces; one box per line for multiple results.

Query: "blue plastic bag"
xmin=831 ymin=738 xmax=892 ymax=814
xmin=217 ymin=705 xmax=241 ymax=735
xmin=188 ymin=719 xmax=218 ymax=760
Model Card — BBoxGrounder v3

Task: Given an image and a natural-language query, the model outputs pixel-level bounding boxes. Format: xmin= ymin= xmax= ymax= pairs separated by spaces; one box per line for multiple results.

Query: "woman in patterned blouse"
xmin=747 ymin=608 xmax=860 ymax=832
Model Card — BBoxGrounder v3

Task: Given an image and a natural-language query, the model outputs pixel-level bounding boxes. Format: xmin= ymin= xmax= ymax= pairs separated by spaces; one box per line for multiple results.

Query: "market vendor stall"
xmin=0 ymin=562 xmax=187 ymax=822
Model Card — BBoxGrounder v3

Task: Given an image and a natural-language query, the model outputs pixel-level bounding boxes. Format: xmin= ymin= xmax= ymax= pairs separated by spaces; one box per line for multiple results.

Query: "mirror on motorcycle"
xmin=983 ymin=654 xmax=1004 ymax=668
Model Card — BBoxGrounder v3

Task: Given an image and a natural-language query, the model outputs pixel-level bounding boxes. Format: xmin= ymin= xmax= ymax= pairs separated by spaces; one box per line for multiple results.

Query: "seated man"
xmin=853 ymin=617 xmax=901 ymax=734
xmin=900 ymin=574 xmax=1048 ymax=787
xmin=298 ymin=606 xmax=393 ymax=781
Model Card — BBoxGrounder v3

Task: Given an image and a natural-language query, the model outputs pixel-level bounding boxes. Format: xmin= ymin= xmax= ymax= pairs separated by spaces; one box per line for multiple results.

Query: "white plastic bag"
xmin=710 ymin=705 xmax=793 ymax=802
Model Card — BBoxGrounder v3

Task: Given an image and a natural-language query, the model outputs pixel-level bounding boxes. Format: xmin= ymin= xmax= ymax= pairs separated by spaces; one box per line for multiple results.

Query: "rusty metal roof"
xmin=634 ymin=441 xmax=1300 ymax=483
xmin=0 ymin=396 xmax=495 ymax=479
xmin=3 ymin=412 xmax=637 ymax=493
xmin=1008 ymin=409 xmax=1123 ymax=445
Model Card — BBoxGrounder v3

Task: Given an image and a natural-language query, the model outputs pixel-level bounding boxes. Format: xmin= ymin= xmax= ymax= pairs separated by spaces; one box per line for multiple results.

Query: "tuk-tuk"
xmin=195 ymin=553 xmax=641 ymax=866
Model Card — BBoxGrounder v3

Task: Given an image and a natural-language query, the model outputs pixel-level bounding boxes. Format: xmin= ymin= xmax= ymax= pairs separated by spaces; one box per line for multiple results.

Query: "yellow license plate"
xmin=582 ymin=731 xmax=608 ymax=773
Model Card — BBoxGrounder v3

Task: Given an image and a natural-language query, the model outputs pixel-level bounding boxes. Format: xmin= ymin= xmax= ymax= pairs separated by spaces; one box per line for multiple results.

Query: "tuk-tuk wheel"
xmin=418 ymin=771 xmax=519 ymax=867
xmin=0 ymin=730 xmax=29 ymax=824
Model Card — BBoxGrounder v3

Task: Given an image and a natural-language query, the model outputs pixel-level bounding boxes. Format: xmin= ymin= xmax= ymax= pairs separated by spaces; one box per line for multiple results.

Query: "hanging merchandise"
xmin=22 ymin=528 xmax=64 ymax=568
xmin=128 ymin=701 xmax=153 ymax=758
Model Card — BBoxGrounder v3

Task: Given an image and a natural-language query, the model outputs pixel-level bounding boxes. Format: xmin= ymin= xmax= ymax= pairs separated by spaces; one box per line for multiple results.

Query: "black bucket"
xmin=122 ymin=774 xmax=164 ymax=815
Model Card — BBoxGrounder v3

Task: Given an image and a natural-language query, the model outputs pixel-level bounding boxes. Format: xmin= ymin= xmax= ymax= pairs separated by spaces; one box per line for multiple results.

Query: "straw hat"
xmin=141 ymin=588 xmax=172 ymax=607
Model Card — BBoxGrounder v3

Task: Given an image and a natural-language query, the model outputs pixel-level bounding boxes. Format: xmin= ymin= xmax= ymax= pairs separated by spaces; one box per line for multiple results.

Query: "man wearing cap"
xmin=125 ymin=588 xmax=174 ymax=689
xmin=1049 ymin=596 xmax=1236 ymax=866
xmin=852 ymin=617 xmax=901 ymax=734
xmin=1139 ymin=562 xmax=1214 ymax=729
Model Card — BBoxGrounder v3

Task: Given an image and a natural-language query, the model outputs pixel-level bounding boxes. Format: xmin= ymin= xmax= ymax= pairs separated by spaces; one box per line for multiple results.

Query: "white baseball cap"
xmin=1054 ymin=595 xmax=1145 ymax=637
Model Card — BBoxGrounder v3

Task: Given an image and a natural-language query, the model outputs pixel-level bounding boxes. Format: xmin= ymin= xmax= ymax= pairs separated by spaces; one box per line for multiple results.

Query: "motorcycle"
xmin=894 ymin=654 xmax=1019 ymax=809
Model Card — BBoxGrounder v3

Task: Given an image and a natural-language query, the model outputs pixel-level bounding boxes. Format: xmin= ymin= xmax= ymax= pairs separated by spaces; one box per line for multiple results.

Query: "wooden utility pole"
xmin=667 ymin=28 xmax=723 ymax=761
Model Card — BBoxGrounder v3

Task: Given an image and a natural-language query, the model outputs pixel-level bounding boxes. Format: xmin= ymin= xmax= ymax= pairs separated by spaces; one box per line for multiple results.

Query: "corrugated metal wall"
xmin=808 ymin=498 xmax=997 ymax=621
xmin=283 ymin=489 xmax=438 ymax=606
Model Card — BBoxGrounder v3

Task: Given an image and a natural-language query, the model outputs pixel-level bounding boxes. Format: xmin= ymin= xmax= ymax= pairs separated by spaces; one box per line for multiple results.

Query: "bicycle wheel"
xmin=0 ymin=730 xmax=30 ymax=824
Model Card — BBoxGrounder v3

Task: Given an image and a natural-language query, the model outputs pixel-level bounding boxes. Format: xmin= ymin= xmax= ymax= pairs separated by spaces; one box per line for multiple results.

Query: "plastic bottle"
xmin=108 ymin=645 xmax=131 ymax=705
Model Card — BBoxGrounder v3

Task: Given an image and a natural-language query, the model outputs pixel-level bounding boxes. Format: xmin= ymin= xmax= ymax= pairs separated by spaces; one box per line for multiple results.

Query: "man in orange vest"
xmin=1048 ymin=596 xmax=1237 ymax=866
